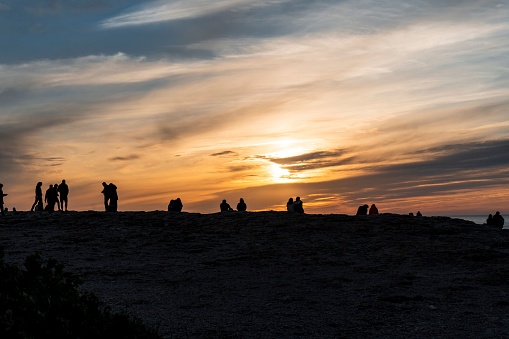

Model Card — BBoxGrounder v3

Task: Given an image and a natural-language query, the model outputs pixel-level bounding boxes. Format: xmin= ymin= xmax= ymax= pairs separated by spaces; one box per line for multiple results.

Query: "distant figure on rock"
xmin=220 ymin=199 xmax=233 ymax=212
xmin=493 ymin=211 xmax=504 ymax=228
xmin=0 ymin=183 xmax=7 ymax=216
xmin=53 ymin=183 xmax=61 ymax=211
xmin=101 ymin=182 xmax=118 ymax=212
xmin=369 ymin=204 xmax=379 ymax=215
xmin=108 ymin=183 xmax=118 ymax=212
xmin=168 ymin=198 xmax=183 ymax=212
xmin=58 ymin=179 xmax=69 ymax=211
xmin=486 ymin=214 xmax=494 ymax=226
xmin=416 ymin=211 xmax=422 ymax=217
xmin=286 ymin=198 xmax=294 ymax=212
xmin=294 ymin=197 xmax=304 ymax=213
xmin=101 ymin=182 xmax=109 ymax=211
xmin=31 ymin=182 xmax=43 ymax=211
xmin=237 ymin=198 xmax=247 ymax=212
xmin=44 ymin=184 xmax=58 ymax=213
xmin=356 ymin=204 xmax=369 ymax=215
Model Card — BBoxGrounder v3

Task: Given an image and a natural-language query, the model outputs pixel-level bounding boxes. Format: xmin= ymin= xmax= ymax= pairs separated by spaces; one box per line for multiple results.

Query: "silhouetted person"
xmin=101 ymin=182 xmax=109 ymax=211
xmin=53 ymin=183 xmax=61 ymax=211
xmin=486 ymin=214 xmax=494 ymax=226
xmin=108 ymin=183 xmax=118 ymax=212
xmin=44 ymin=184 xmax=58 ymax=213
xmin=0 ymin=183 xmax=7 ymax=216
xmin=294 ymin=196 xmax=304 ymax=213
xmin=493 ymin=211 xmax=504 ymax=228
xmin=58 ymin=179 xmax=69 ymax=211
xmin=31 ymin=182 xmax=43 ymax=211
xmin=237 ymin=198 xmax=247 ymax=212
xmin=416 ymin=211 xmax=422 ymax=217
xmin=356 ymin=204 xmax=368 ymax=215
xmin=220 ymin=199 xmax=233 ymax=212
xmin=369 ymin=204 xmax=379 ymax=215
xmin=168 ymin=198 xmax=183 ymax=212
xmin=286 ymin=198 xmax=294 ymax=212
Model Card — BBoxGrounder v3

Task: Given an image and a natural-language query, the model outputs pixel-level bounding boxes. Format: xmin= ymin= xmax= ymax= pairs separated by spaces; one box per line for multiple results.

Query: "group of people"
xmin=101 ymin=182 xmax=119 ymax=212
xmin=286 ymin=197 xmax=304 ymax=213
xmin=219 ymin=198 xmax=247 ymax=212
xmin=356 ymin=204 xmax=379 ymax=215
xmin=486 ymin=211 xmax=505 ymax=228
xmin=30 ymin=180 xmax=69 ymax=213
xmin=168 ymin=198 xmax=183 ymax=212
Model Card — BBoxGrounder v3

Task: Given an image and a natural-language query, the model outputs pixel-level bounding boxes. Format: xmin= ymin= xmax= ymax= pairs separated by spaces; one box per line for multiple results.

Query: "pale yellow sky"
xmin=1 ymin=0 xmax=509 ymax=214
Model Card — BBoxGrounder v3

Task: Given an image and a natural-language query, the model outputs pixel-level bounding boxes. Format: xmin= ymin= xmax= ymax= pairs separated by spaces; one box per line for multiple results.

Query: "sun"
xmin=269 ymin=163 xmax=291 ymax=183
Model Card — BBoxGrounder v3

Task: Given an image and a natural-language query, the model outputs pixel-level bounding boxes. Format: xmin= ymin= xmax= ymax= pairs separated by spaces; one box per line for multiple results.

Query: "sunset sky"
xmin=1 ymin=0 xmax=509 ymax=214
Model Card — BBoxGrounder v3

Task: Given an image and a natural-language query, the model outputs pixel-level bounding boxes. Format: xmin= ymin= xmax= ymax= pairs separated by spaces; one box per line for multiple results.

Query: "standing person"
xmin=31 ymin=182 xmax=43 ymax=211
xmin=237 ymin=198 xmax=247 ymax=212
xmin=108 ymin=183 xmax=118 ymax=212
xmin=54 ymin=183 xmax=61 ymax=211
xmin=58 ymin=179 xmax=69 ymax=211
xmin=0 ymin=183 xmax=7 ymax=216
xmin=294 ymin=196 xmax=304 ymax=213
xmin=101 ymin=182 xmax=110 ymax=211
xmin=44 ymin=184 xmax=57 ymax=213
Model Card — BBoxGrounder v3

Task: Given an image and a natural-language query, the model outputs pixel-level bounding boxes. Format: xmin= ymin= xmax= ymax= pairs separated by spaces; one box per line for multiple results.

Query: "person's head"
xmin=102 ymin=182 xmax=107 ymax=187
xmin=0 ymin=183 xmax=3 ymax=189
xmin=222 ymin=199 xmax=226 ymax=203
xmin=296 ymin=196 xmax=301 ymax=201
xmin=62 ymin=179 xmax=66 ymax=184
xmin=495 ymin=211 xmax=500 ymax=215
xmin=49 ymin=184 xmax=53 ymax=188
xmin=240 ymin=198 xmax=244 ymax=203
xmin=288 ymin=197 xmax=293 ymax=203
xmin=37 ymin=182 xmax=42 ymax=187
xmin=371 ymin=204 xmax=376 ymax=207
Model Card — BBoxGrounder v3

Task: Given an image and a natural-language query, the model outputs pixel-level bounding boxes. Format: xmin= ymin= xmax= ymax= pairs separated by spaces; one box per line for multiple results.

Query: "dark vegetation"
xmin=0 ymin=246 xmax=161 ymax=339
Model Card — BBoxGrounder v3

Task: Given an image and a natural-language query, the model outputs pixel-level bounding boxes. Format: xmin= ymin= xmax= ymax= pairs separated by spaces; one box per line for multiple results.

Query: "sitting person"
xmin=294 ymin=196 xmax=304 ymax=213
xmin=416 ymin=211 xmax=422 ymax=217
xmin=356 ymin=204 xmax=369 ymax=215
xmin=168 ymin=198 xmax=183 ymax=212
xmin=493 ymin=211 xmax=505 ymax=228
xmin=220 ymin=199 xmax=233 ymax=212
xmin=368 ymin=204 xmax=379 ymax=215
xmin=486 ymin=214 xmax=494 ymax=226
xmin=286 ymin=198 xmax=294 ymax=212
xmin=237 ymin=198 xmax=247 ymax=212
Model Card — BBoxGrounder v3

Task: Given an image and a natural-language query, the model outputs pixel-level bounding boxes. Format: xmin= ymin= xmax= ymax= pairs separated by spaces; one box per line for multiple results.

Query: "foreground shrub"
xmin=0 ymin=247 xmax=161 ymax=338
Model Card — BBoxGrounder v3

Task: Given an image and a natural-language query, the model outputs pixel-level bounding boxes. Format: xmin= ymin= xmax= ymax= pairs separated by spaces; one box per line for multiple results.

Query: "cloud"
xmin=100 ymin=0 xmax=288 ymax=28
xmin=0 ymin=3 xmax=9 ymax=11
xmin=210 ymin=151 xmax=237 ymax=156
xmin=109 ymin=154 xmax=141 ymax=161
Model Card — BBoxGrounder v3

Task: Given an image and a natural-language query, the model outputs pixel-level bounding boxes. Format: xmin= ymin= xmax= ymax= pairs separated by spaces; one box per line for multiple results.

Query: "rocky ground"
xmin=1 ymin=211 xmax=508 ymax=338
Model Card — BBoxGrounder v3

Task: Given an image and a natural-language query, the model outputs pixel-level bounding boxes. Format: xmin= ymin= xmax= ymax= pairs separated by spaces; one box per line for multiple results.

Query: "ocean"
xmin=450 ymin=215 xmax=507 ymax=228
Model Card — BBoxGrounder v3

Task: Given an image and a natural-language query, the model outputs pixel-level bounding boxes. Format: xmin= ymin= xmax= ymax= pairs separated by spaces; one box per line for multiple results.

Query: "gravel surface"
xmin=1 ymin=211 xmax=508 ymax=338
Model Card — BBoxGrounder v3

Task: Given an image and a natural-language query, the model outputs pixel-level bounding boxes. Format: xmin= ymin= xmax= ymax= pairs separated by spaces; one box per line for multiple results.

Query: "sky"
xmin=1 ymin=0 xmax=509 ymax=215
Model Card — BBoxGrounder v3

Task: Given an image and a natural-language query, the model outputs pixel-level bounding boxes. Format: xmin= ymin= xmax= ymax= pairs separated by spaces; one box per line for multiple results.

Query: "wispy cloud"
xmin=100 ymin=0 xmax=287 ymax=28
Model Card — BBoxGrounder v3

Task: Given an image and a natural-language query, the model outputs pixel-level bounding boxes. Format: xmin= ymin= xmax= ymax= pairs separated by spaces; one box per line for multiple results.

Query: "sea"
xmin=449 ymin=215 xmax=507 ymax=228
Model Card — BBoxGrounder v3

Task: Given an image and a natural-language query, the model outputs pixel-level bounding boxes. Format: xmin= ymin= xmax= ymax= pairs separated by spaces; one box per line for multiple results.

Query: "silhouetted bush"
xmin=0 ymin=247 xmax=161 ymax=338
